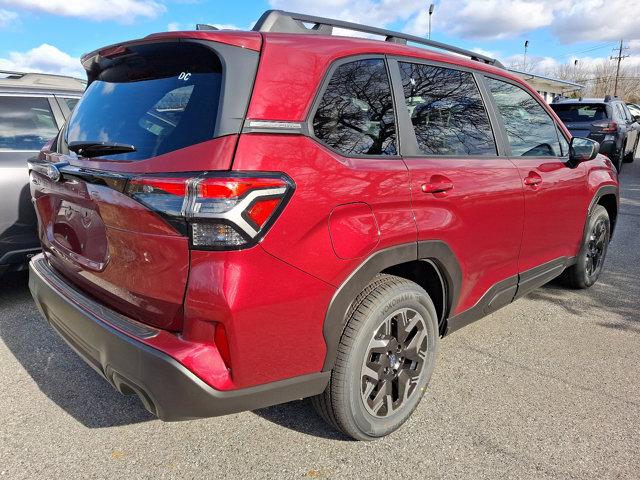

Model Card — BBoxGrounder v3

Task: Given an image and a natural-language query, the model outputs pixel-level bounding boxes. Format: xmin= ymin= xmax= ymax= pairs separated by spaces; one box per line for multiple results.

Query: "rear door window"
xmin=486 ymin=78 xmax=562 ymax=157
xmin=64 ymin=42 xmax=223 ymax=161
xmin=398 ymin=62 xmax=497 ymax=156
xmin=0 ymin=96 xmax=59 ymax=151
xmin=312 ymin=58 xmax=397 ymax=156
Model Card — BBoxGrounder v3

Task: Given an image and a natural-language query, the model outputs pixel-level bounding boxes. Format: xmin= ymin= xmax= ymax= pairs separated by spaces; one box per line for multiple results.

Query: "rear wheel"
xmin=562 ymin=205 xmax=610 ymax=289
xmin=312 ymin=274 xmax=439 ymax=440
xmin=624 ymin=137 xmax=638 ymax=163
xmin=612 ymin=146 xmax=623 ymax=172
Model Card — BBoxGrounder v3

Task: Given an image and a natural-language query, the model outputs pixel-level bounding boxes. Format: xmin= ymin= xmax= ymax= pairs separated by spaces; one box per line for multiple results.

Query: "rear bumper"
xmin=29 ymin=254 xmax=329 ymax=421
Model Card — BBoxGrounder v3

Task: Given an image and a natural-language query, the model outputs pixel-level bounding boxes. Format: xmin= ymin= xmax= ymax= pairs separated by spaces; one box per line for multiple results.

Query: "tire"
xmin=311 ymin=274 xmax=439 ymax=440
xmin=623 ymin=140 xmax=634 ymax=163
xmin=625 ymin=137 xmax=638 ymax=163
xmin=561 ymin=205 xmax=610 ymax=289
xmin=611 ymin=146 xmax=623 ymax=172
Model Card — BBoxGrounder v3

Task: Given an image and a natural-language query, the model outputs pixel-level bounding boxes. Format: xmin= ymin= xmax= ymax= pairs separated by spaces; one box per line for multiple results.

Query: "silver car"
xmin=0 ymin=70 xmax=84 ymax=276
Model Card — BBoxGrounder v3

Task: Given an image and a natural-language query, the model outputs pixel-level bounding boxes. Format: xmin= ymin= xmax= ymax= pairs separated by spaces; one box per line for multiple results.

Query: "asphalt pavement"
xmin=1 ymin=153 xmax=639 ymax=479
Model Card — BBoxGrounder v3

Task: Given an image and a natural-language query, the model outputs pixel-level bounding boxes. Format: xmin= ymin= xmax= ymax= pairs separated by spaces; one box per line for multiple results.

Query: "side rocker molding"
xmin=446 ymin=256 xmax=573 ymax=335
xmin=321 ymin=241 xmax=462 ymax=371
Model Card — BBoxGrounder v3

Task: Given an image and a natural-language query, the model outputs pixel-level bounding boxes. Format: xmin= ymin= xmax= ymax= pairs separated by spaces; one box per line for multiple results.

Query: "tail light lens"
xmin=125 ymin=173 xmax=294 ymax=250
xmin=593 ymin=121 xmax=617 ymax=133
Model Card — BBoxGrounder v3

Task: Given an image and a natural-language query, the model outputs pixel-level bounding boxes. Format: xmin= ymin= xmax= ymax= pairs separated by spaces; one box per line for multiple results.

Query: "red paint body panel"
xmin=30 ymin=170 xmax=190 ymax=330
xmin=329 ymin=203 xmax=380 ymax=260
xmin=231 ymin=134 xmax=416 ymax=286
xmin=512 ymin=160 xmax=589 ymax=272
xmin=184 ymin=247 xmax=334 ymax=388
xmin=404 ymin=158 xmax=525 ymax=313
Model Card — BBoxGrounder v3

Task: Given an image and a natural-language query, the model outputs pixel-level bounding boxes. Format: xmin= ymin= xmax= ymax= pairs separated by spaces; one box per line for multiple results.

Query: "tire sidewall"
xmin=575 ymin=206 xmax=610 ymax=288
xmin=343 ymin=284 xmax=439 ymax=439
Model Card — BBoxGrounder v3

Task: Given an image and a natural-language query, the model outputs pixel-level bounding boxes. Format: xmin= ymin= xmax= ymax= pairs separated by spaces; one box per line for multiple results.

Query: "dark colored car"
xmin=0 ymin=71 xmax=83 ymax=276
xmin=551 ymin=96 xmax=640 ymax=172
xmin=27 ymin=11 xmax=618 ymax=440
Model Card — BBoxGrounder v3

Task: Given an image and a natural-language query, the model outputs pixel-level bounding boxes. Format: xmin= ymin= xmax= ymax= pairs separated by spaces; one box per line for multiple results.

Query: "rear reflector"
xmin=125 ymin=173 xmax=294 ymax=250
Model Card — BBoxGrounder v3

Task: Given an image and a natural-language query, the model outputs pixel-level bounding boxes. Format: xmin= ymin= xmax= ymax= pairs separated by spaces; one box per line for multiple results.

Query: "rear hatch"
xmin=29 ymin=35 xmax=260 ymax=330
xmin=551 ymin=103 xmax=611 ymax=142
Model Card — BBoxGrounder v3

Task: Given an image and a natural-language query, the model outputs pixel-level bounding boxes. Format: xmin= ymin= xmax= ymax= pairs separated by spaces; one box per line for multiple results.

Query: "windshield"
xmin=65 ymin=42 xmax=222 ymax=161
xmin=551 ymin=104 xmax=608 ymax=123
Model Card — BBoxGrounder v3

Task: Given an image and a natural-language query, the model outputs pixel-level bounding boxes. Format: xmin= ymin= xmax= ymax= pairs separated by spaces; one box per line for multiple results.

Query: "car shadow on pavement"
xmin=252 ymin=399 xmax=352 ymax=441
xmin=0 ymin=272 xmax=154 ymax=428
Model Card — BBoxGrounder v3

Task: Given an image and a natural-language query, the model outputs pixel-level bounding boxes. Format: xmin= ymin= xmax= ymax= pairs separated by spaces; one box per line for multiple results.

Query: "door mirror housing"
xmin=569 ymin=137 xmax=599 ymax=163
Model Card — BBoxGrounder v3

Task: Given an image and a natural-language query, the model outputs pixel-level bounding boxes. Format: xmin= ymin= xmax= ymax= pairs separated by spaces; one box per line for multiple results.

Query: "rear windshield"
xmin=551 ymin=104 xmax=608 ymax=123
xmin=65 ymin=42 xmax=222 ymax=161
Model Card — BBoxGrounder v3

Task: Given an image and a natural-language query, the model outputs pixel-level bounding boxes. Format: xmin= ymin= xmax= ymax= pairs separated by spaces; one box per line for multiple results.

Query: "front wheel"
xmin=562 ymin=205 xmax=610 ymax=289
xmin=311 ymin=274 xmax=439 ymax=440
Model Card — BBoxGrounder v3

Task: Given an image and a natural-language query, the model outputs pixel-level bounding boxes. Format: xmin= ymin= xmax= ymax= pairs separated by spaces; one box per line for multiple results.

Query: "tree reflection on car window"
xmin=487 ymin=78 xmax=561 ymax=157
xmin=398 ymin=62 xmax=497 ymax=156
xmin=313 ymin=59 xmax=397 ymax=156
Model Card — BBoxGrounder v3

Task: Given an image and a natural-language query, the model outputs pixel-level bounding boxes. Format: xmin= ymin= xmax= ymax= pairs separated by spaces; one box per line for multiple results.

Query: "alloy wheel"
xmin=360 ymin=307 xmax=429 ymax=418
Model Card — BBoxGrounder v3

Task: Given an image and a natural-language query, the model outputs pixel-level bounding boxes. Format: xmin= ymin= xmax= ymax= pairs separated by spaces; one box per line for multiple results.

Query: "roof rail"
xmin=252 ymin=10 xmax=504 ymax=68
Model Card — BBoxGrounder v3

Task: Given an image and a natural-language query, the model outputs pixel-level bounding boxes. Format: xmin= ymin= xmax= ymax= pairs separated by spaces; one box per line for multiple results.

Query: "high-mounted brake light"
xmin=125 ymin=174 xmax=294 ymax=250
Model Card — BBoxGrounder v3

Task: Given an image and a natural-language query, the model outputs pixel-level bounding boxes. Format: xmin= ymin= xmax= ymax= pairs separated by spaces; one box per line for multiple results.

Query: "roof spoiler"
xmin=252 ymin=10 xmax=505 ymax=68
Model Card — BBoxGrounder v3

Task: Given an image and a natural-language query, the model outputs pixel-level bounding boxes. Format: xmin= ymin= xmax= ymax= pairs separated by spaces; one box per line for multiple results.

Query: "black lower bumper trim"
xmin=28 ymin=254 xmax=329 ymax=421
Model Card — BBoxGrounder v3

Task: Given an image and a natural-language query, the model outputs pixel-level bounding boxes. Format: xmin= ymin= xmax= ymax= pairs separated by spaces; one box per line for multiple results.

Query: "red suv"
xmin=28 ymin=11 xmax=618 ymax=440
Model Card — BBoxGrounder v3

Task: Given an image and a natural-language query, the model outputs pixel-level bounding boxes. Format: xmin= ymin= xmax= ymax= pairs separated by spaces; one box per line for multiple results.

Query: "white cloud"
xmin=0 ymin=0 xmax=165 ymax=23
xmin=269 ymin=0 xmax=639 ymax=44
xmin=552 ymin=0 xmax=640 ymax=43
xmin=0 ymin=43 xmax=84 ymax=77
xmin=0 ymin=8 xmax=17 ymax=27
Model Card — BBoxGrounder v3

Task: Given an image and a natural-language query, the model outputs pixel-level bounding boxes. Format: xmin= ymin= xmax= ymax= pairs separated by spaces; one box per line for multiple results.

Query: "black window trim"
xmin=387 ymin=55 xmax=507 ymax=159
xmin=479 ymin=72 xmax=570 ymax=160
xmin=305 ymin=54 xmax=402 ymax=160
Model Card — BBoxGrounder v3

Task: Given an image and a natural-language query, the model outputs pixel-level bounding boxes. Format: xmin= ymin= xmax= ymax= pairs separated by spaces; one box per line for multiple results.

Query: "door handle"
xmin=523 ymin=172 xmax=542 ymax=187
xmin=421 ymin=178 xmax=453 ymax=194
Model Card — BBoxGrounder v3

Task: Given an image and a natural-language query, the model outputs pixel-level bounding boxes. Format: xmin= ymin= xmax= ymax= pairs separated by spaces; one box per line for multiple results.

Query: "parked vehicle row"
xmin=551 ymin=96 xmax=640 ymax=172
xmin=1 ymin=10 xmax=621 ymax=440
xmin=0 ymin=71 xmax=83 ymax=276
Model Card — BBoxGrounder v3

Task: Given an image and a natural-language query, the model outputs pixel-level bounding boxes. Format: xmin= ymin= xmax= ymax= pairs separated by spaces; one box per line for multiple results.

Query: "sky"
xmin=0 ymin=0 xmax=639 ymax=79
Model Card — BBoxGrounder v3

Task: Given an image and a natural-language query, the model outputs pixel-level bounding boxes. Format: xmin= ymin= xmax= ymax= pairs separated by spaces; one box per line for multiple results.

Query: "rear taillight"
xmin=593 ymin=121 xmax=617 ymax=133
xmin=125 ymin=173 xmax=294 ymax=250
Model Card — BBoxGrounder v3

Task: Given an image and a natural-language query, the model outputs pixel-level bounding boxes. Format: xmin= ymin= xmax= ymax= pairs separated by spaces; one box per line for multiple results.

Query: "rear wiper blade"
xmin=68 ymin=141 xmax=136 ymax=158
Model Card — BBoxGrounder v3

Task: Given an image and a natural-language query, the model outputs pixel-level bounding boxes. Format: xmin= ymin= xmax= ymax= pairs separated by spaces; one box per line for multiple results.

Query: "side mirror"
xmin=569 ymin=137 xmax=599 ymax=163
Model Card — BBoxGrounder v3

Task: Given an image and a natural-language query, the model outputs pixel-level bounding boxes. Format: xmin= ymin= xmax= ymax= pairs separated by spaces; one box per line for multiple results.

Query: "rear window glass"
xmin=551 ymin=104 xmax=608 ymax=123
xmin=65 ymin=42 xmax=222 ymax=161
xmin=0 ymin=96 xmax=59 ymax=151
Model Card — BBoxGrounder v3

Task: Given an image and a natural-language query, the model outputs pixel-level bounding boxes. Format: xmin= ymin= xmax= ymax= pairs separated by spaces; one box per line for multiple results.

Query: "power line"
xmin=561 ymin=41 xmax=618 ymax=58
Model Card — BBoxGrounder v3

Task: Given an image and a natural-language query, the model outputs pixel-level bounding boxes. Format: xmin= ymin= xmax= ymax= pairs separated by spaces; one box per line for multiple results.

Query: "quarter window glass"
xmin=62 ymin=97 xmax=79 ymax=112
xmin=487 ymin=78 xmax=562 ymax=157
xmin=313 ymin=59 xmax=397 ymax=156
xmin=0 ymin=96 xmax=58 ymax=151
xmin=399 ymin=62 xmax=497 ymax=156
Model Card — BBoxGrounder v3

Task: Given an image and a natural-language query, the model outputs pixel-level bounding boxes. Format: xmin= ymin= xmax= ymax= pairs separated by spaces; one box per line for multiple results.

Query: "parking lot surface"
xmin=1 ymin=155 xmax=639 ymax=479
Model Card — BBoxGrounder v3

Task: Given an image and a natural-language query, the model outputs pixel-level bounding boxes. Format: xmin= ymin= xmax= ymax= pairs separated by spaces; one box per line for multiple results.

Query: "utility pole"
xmin=610 ymin=39 xmax=629 ymax=96
xmin=523 ymin=40 xmax=529 ymax=71
xmin=428 ymin=4 xmax=434 ymax=40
